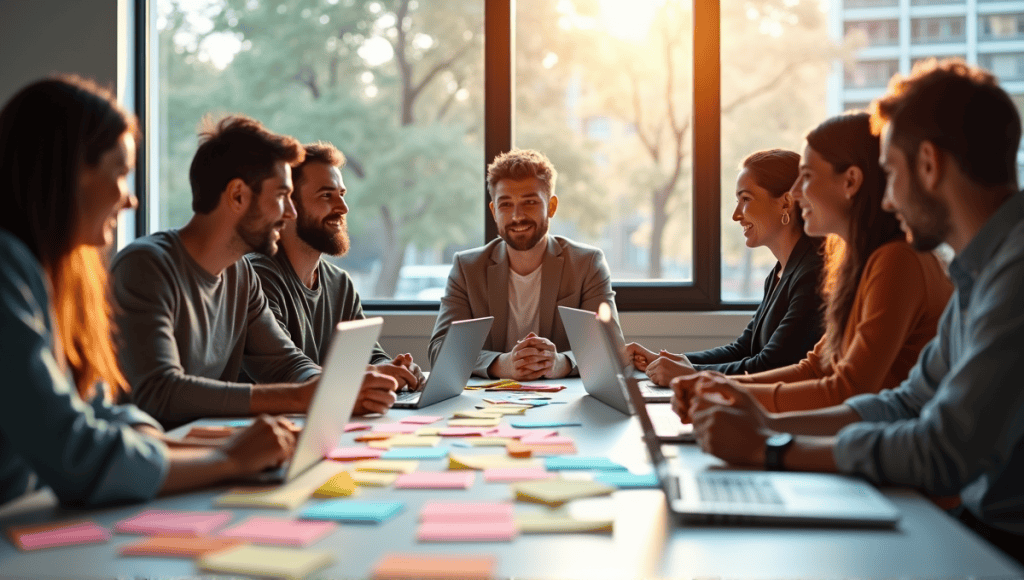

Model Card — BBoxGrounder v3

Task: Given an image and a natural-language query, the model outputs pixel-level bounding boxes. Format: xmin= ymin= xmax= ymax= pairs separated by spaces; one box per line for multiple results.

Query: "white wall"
xmin=0 ymin=0 xmax=121 ymax=107
xmin=374 ymin=311 xmax=752 ymax=370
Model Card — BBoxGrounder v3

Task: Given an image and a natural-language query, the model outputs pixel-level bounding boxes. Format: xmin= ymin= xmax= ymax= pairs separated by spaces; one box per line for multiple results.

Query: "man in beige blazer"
xmin=429 ymin=149 xmax=622 ymax=379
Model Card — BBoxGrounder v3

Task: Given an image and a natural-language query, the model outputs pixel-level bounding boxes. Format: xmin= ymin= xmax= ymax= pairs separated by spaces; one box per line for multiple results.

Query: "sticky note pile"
xmin=114 ymin=509 xmax=233 ymax=536
xmin=6 ymin=520 xmax=111 ymax=551
xmin=371 ymin=553 xmax=497 ymax=580
xmin=300 ymin=499 xmax=404 ymax=524
xmin=511 ymin=479 xmax=616 ymax=507
xmin=198 ymin=544 xmax=334 ymax=580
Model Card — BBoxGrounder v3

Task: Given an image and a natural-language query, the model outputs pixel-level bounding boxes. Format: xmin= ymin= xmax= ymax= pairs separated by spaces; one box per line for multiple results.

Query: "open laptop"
xmin=254 ymin=317 xmax=383 ymax=483
xmin=559 ymin=305 xmax=672 ymax=403
xmin=393 ymin=316 xmax=493 ymax=409
xmin=620 ymin=372 xmax=901 ymax=526
xmin=562 ymin=304 xmax=693 ymax=442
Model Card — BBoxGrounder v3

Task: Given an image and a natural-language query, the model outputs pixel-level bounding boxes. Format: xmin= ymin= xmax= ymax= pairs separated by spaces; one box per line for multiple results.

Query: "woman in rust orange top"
xmin=673 ymin=112 xmax=952 ymax=415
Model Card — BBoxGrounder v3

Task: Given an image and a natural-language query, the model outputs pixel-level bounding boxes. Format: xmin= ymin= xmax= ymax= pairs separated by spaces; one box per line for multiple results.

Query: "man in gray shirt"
xmin=247 ymin=141 xmax=425 ymax=389
xmin=112 ymin=116 xmax=398 ymax=427
xmin=680 ymin=60 xmax=1024 ymax=564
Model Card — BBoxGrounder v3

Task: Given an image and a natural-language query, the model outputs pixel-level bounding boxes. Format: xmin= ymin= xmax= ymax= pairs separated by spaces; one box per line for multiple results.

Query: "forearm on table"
xmin=250 ymin=382 xmax=313 ymax=415
xmin=783 ymin=436 xmax=840 ymax=472
xmin=768 ymin=403 xmax=862 ymax=436
xmin=159 ymin=447 xmax=236 ymax=495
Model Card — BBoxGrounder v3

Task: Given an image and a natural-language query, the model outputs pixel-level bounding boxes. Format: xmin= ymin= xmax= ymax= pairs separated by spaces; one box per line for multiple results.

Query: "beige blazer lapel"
xmin=487 ymin=242 xmax=510 ymax=350
xmin=538 ymin=237 xmax=564 ymax=339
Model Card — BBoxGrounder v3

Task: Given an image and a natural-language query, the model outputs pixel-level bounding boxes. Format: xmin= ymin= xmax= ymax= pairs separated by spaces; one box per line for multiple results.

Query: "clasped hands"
xmin=670 ymin=371 xmax=778 ymax=467
xmin=492 ymin=332 xmax=572 ymax=380
xmin=626 ymin=342 xmax=696 ymax=386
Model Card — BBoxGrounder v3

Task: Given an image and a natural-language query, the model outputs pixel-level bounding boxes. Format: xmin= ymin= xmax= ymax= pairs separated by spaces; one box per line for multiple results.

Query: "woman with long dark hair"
xmin=0 ymin=76 xmax=296 ymax=507
xmin=627 ymin=149 xmax=826 ymax=383
xmin=673 ymin=112 xmax=952 ymax=416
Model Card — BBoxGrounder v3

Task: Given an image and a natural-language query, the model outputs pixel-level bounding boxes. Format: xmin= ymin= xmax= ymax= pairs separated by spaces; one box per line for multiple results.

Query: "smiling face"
xmin=879 ymin=123 xmax=951 ymax=251
xmin=75 ymin=132 xmax=137 ymax=247
xmin=489 ymin=177 xmax=556 ymax=252
xmin=793 ymin=144 xmax=855 ymax=239
xmin=292 ymin=161 xmax=349 ymax=256
xmin=732 ymin=167 xmax=790 ymax=249
xmin=236 ymin=161 xmax=296 ymax=256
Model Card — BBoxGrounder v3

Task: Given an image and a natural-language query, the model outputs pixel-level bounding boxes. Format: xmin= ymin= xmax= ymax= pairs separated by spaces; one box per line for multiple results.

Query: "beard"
xmin=237 ymin=201 xmax=282 ymax=257
xmin=902 ymin=172 xmax=951 ymax=252
xmin=499 ymin=216 xmax=549 ymax=251
xmin=296 ymin=211 xmax=350 ymax=256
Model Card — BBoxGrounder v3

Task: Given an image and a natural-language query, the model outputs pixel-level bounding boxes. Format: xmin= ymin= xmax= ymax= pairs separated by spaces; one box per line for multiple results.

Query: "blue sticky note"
xmin=381 ymin=448 xmax=449 ymax=460
xmin=595 ymin=472 xmax=660 ymax=488
xmin=222 ymin=419 xmax=253 ymax=428
xmin=545 ymin=456 xmax=628 ymax=471
xmin=300 ymin=500 xmax=404 ymax=523
xmin=511 ymin=420 xmax=583 ymax=428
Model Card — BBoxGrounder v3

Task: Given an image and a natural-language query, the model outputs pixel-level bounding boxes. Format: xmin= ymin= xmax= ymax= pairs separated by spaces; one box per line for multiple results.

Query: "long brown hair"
xmin=0 ymin=75 xmax=136 ymax=400
xmin=805 ymin=113 xmax=902 ymax=365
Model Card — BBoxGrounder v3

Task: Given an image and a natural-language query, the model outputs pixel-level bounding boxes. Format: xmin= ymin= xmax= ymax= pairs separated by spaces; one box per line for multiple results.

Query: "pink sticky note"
xmin=394 ymin=472 xmax=475 ymax=489
xmin=399 ymin=415 xmax=443 ymax=425
xmin=373 ymin=423 xmax=423 ymax=434
xmin=519 ymin=434 xmax=574 ymax=445
xmin=327 ymin=446 xmax=385 ymax=461
xmin=486 ymin=427 xmax=553 ymax=439
xmin=114 ymin=509 xmax=233 ymax=536
xmin=417 ymin=520 xmax=517 ymax=542
xmin=439 ymin=427 xmax=487 ymax=437
xmin=8 ymin=521 xmax=111 ymax=551
xmin=483 ymin=467 xmax=553 ymax=483
xmin=345 ymin=422 xmax=372 ymax=432
xmin=420 ymin=502 xmax=514 ymax=523
xmin=217 ymin=516 xmax=337 ymax=547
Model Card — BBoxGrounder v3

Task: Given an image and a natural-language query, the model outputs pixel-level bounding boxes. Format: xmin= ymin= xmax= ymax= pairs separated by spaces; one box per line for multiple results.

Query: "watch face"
xmin=767 ymin=432 xmax=793 ymax=448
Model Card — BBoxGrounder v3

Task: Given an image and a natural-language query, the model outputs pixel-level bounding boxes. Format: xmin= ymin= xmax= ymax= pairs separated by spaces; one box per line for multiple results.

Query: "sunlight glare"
xmin=358 ymin=36 xmax=394 ymax=66
xmin=598 ymin=0 xmax=661 ymax=42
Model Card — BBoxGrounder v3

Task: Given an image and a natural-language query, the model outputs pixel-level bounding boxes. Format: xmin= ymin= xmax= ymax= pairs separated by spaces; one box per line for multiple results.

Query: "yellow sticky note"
xmin=448 ymin=418 xmax=502 ymax=428
xmin=516 ymin=511 xmax=614 ymax=533
xmin=313 ymin=471 xmax=357 ymax=498
xmin=511 ymin=479 xmax=616 ymax=507
xmin=214 ymin=461 xmax=346 ymax=510
xmin=369 ymin=435 xmax=441 ymax=449
xmin=451 ymin=410 xmax=504 ymax=419
xmin=351 ymin=471 xmax=399 ymax=487
xmin=477 ymin=405 xmax=530 ymax=415
xmin=448 ymin=453 xmax=540 ymax=471
xmin=353 ymin=460 xmax=419 ymax=474
xmin=198 ymin=544 xmax=333 ymax=580
xmin=467 ymin=437 xmax=515 ymax=447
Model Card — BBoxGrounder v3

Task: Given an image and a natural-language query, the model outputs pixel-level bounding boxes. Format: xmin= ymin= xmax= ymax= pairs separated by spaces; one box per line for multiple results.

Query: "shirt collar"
xmin=949 ymin=191 xmax=1024 ymax=289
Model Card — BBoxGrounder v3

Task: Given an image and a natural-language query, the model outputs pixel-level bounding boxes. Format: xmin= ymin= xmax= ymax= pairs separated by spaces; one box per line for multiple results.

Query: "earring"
xmin=781 ymin=212 xmax=790 ymax=226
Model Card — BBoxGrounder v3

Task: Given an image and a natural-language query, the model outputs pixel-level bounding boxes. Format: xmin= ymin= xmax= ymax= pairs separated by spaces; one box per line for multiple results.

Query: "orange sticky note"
xmin=372 ymin=554 xmax=497 ymax=580
xmin=118 ymin=535 xmax=243 ymax=558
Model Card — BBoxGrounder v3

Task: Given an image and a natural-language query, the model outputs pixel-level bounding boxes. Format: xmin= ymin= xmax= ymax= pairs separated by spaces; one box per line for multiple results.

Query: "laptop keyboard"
xmin=638 ymin=379 xmax=669 ymax=396
xmin=696 ymin=474 xmax=784 ymax=505
xmin=395 ymin=390 xmax=421 ymax=403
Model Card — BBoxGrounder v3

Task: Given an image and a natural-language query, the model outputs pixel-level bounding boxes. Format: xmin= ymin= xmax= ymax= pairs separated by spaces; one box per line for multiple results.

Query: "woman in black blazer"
xmin=627 ymin=149 xmax=826 ymax=384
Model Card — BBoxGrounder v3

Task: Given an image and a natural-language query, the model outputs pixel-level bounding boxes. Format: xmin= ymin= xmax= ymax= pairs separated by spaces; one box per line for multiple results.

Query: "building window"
xmin=845 ymin=60 xmax=900 ymax=88
xmin=980 ymin=14 xmax=1024 ymax=40
xmin=845 ymin=19 xmax=900 ymax=47
xmin=845 ymin=0 xmax=898 ymax=8
xmin=911 ymin=17 xmax=966 ymax=44
xmin=979 ymin=53 xmax=1024 ymax=80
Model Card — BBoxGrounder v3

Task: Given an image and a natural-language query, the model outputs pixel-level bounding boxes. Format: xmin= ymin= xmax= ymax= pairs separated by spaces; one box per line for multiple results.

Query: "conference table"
xmin=1 ymin=377 xmax=1022 ymax=579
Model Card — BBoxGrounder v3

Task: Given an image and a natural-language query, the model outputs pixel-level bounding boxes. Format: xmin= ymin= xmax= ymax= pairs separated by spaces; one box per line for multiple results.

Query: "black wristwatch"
xmin=764 ymin=432 xmax=794 ymax=471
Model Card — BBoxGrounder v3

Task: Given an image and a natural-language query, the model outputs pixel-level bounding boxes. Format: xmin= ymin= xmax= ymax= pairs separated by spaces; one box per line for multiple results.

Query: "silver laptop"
xmin=252 ymin=317 xmax=383 ymax=483
xmin=393 ymin=316 xmax=493 ymax=409
xmin=558 ymin=305 xmax=672 ymax=403
xmin=561 ymin=305 xmax=693 ymax=442
xmin=620 ymin=372 xmax=901 ymax=527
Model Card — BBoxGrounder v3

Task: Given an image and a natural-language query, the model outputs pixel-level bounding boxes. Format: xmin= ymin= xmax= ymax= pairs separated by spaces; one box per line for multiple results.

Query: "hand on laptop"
xmin=222 ymin=414 xmax=298 ymax=474
xmin=689 ymin=374 xmax=773 ymax=466
xmin=670 ymin=370 xmax=725 ymax=422
xmin=646 ymin=353 xmax=696 ymax=386
xmin=373 ymin=353 xmax=425 ymax=391
xmin=352 ymin=369 xmax=399 ymax=415
xmin=625 ymin=342 xmax=658 ymax=371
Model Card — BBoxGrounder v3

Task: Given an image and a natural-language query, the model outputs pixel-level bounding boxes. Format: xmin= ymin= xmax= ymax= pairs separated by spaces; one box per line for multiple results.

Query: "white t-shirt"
xmin=506 ymin=266 xmax=542 ymax=351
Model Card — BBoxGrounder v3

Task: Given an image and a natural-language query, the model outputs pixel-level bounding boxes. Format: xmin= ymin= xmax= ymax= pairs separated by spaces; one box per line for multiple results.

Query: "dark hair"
xmin=740 ymin=148 xmax=808 ymax=229
xmin=805 ymin=112 xmax=902 ymax=365
xmin=188 ymin=115 xmax=304 ymax=214
xmin=486 ymin=149 xmax=557 ymax=198
xmin=0 ymin=75 xmax=136 ymax=399
xmin=871 ymin=58 xmax=1021 ymax=190
xmin=293 ymin=141 xmax=346 ymax=194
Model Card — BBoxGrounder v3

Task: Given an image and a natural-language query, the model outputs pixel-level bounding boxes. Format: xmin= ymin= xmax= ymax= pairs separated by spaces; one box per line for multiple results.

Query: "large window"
xmin=144 ymin=0 xmax=837 ymax=309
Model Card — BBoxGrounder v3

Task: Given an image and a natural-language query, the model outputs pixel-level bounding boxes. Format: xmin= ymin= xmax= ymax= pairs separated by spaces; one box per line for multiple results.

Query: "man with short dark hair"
xmin=112 ymin=116 xmax=397 ymax=427
xmin=247 ymin=141 xmax=425 ymax=390
xmin=429 ymin=148 xmax=621 ymax=380
xmin=682 ymin=59 xmax=1024 ymax=564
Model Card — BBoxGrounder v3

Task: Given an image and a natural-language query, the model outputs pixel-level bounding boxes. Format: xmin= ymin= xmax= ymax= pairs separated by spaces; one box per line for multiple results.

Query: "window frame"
xmin=136 ymin=0 xmax=748 ymax=313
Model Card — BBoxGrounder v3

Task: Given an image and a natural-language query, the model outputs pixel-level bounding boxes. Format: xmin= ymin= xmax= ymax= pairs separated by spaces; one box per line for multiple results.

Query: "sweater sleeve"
xmin=746 ymin=244 xmax=936 ymax=413
xmin=0 ymin=239 xmax=167 ymax=507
